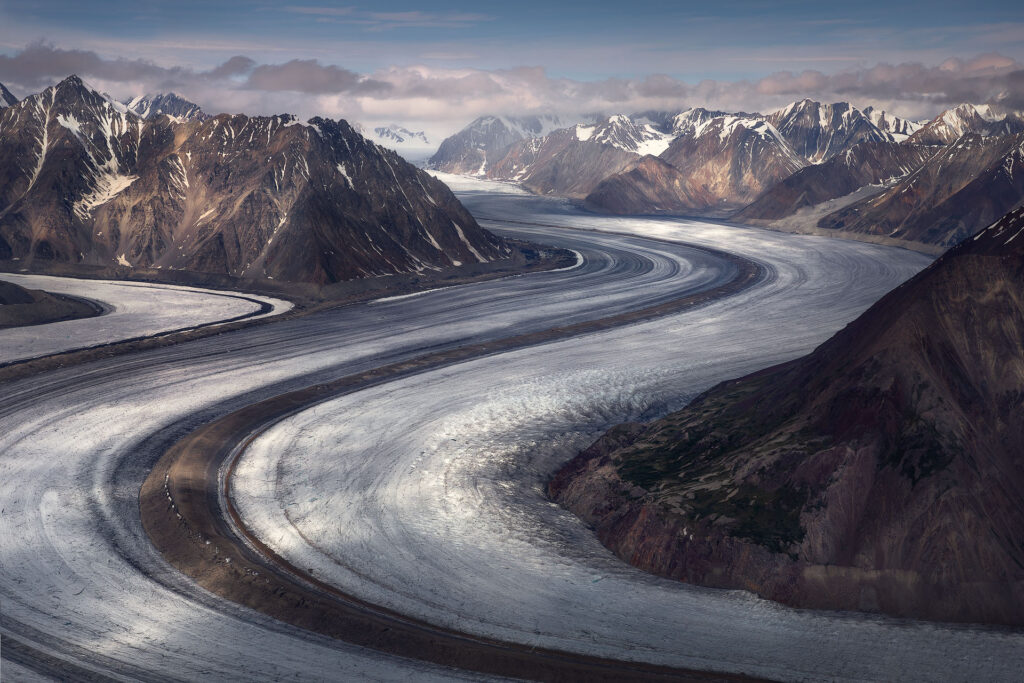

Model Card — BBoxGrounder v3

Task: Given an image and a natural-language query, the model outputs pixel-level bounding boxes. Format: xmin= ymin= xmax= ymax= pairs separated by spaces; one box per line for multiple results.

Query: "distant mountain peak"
xmin=373 ymin=124 xmax=429 ymax=147
xmin=909 ymin=102 xmax=1023 ymax=145
xmin=123 ymin=92 xmax=207 ymax=121
xmin=767 ymin=99 xmax=891 ymax=163
xmin=573 ymin=113 xmax=674 ymax=155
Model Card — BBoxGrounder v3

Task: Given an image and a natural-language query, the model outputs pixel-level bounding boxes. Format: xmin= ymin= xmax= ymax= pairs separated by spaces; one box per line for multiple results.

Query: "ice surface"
xmin=0 ymin=273 xmax=292 ymax=364
xmin=3 ymin=180 xmax=996 ymax=682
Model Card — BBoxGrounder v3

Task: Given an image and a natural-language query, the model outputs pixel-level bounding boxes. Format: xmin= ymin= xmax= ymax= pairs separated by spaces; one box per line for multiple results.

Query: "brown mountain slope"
xmin=0 ymin=76 xmax=509 ymax=284
xmin=551 ymin=206 xmax=1024 ymax=625
xmin=766 ymin=99 xmax=892 ymax=163
xmin=655 ymin=116 xmax=806 ymax=212
xmin=818 ymin=133 xmax=1024 ymax=246
xmin=582 ymin=155 xmax=711 ymax=215
xmin=584 ymin=115 xmax=807 ymax=216
xmin=487 ymin=125 xmax=642 ymax=199
xmin=734 ymin=141 xmax=932 ymax=221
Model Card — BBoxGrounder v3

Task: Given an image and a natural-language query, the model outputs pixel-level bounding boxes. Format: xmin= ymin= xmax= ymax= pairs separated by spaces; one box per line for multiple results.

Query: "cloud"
xmin=207 ymin=56 xmax=256 ymax=79
xmin=244 ymin=59 xmax=390 ymax=94
xmin=0 ymin=42 xmax=176 ymax=90
xmin=1 ymin=41 xmax=1021 ymax=140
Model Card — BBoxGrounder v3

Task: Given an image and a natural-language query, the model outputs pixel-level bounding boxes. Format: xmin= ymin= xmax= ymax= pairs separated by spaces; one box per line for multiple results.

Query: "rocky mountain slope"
xmin=551 ymin=206 xmax=1024 ymax=625
xmin=767 ymin=99 xmax=893 ymax=163
xmin=820 ymin=132 xmax=1024 ymax=246
xmin=585 ymin=114 xmax=806 ymax=215
xmin=582 ymin=155 xmax=707 ymax=214
xmin=908 ymin=103 xmax=1024 ymax=146
xmin=0 ymin=82 xmax=17 ymax=108
xmin=486 ymin=116 xmax=667 ymax=198
xmin=373 ymin=124 xmax=429 ymax=147
xmin=428 ymin=114 xmax=567 ymax=175
xmin=735 ymin=140 xmax=933 ymax=221
xmin=0 ymin=76 xmax=510 ymax=284
xmin=862 ymin=106 xmax=924 ymax=142
xmin=124 ymin=92 xmax=208 ymax=121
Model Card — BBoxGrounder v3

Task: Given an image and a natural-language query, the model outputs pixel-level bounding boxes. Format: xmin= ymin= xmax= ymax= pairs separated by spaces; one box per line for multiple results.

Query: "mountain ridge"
xmin=0 ymin=75 xmax=511 ymax=284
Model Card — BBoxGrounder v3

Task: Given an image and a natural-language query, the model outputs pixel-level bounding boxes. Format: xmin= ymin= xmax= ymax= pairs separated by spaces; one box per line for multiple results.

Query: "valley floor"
xmin=4 ymin=179 xmax=1020 ymax=681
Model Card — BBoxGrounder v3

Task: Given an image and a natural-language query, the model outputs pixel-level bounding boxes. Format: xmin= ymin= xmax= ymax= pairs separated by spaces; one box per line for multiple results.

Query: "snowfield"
xmin=4 ymin=179 xmax=1013 ymax=681
xmin=0 ymin=273 xmax=292 ymax=364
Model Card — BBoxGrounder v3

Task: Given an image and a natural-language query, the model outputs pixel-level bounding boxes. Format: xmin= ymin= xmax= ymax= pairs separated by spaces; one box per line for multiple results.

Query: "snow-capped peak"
xmin=574 ymin=114 xmax=674 ymax=156
xmin=373 ymin=124 xmax=430 ymax=147
xmin=123 ymin=92 xmax=207 ymax=121
xmin=861 ymin=106 xmax=925 ymax=142
xmin=671 ymin=108 xmax=729 ymax=136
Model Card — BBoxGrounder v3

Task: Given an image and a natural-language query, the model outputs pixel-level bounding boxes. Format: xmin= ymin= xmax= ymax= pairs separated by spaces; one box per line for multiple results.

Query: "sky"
xmin=1 ymin=0 xmax=1022 ymax=141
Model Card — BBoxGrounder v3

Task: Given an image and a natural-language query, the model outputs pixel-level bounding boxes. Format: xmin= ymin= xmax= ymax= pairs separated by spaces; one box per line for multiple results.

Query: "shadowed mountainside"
xmin=0 ymin=76 xmax=510 ymax=285
xmin=552 ymin=206 xmax=1024 ymax=625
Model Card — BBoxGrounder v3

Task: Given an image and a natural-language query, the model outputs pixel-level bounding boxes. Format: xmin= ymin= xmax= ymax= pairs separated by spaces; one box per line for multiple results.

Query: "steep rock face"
xmin=428 ymin=114 xmax=566 ymax=175
xmin=735 ymin=140 xmax=933 ymax=221
xmin=571 ymin=114 xmax=673 ymax=156
xmin=862 ymin=106 xmax=924 ymax=142
xmin=0 ymin=75 xmax=146 ymax=263
xmin=669 ymin=107 xmax=732 ymax=136
xmin=580 ymin=114 xmax=807 ymax=215
xmin=908 ymin=103 xmax=1024 ymax=145
xmin=0 ymin=82 xmax=17 ymax=108
xmin=582 ymin=155 xmax=710 ymax=214
xmin=767 ymin=99 xmax=892 ymax=163
xmin=656 ymin=115 xmax=806 ymax=211
xmin=488 ymin=125 xmax=641 ymax=198
xmin=819 ymin=133 xmax=1024 ymax=246
xmin=0 ymin=76 xmax=510 ymax=283
xmin=373 ymin=124 xmax=429 ymax=147
xmin=552 ymin=207 xmax=1024 ymax=625
xmin=124 ymin=93 xmax=208 ymax=121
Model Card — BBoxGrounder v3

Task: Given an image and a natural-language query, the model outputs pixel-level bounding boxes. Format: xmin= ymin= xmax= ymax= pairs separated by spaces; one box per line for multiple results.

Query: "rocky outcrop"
xmin=0 ymin=279 xmax=100 ymax=328
xmin=552 ymin=206 xmax=1024 ymax=625
xmin=0 ymin=76 xmax=510 ymax=284
xmin=862 ymin=106 xmax=924 ymax=142
xmin=767 ymin=99 xmax=892 ymax=163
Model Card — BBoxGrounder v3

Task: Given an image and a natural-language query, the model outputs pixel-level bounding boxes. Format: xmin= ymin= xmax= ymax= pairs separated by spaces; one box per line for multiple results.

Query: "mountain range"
xmin=552 ymin=205 xmax=1024 ymax=625
xmin=0 ymin=76 xmax=510 ymax=285
xmin=433 ymin=99 xmax=1024 ymax=246
xmin=123 ymin=92 xmax=208 ymax=121
xmin=373 ymin=124 xmax=430 ymax=148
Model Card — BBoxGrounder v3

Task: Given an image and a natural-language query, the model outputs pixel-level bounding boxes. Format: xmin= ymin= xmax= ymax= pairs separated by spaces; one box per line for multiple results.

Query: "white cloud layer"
xmin=2 ymin=42 xmax=1022 ymax=141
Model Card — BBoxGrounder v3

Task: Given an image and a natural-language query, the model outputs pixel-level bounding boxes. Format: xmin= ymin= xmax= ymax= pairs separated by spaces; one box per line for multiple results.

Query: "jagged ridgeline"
xmin=0 ymin=76 xmax=510 ymax=284
xmin=432 ymin=101 xmax=1024 ymax=244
